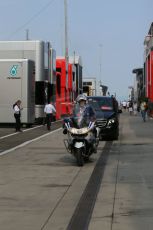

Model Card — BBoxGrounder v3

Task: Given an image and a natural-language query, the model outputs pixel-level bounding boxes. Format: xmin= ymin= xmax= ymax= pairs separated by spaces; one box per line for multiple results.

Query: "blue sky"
xmin=0 ymin=0 xmax=152 ymax=100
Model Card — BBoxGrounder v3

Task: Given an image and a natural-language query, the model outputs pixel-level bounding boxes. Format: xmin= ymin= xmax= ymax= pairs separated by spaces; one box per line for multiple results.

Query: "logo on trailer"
xmin=10 ymin=65 xmax=18 ymax=76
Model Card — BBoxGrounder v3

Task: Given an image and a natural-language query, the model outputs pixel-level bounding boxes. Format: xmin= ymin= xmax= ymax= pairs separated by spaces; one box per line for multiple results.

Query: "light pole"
xmin=26 ymin=29 xmax=29 ymax=40
xmin=99 ymin=44 xmax=102 ymax=95
xmin=64 ymin=0 xmax=69 ymax=89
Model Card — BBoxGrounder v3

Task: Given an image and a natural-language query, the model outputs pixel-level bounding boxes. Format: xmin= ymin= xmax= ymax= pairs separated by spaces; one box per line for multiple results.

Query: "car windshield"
xmin=88 ymin=97 xmax=113 ymax=111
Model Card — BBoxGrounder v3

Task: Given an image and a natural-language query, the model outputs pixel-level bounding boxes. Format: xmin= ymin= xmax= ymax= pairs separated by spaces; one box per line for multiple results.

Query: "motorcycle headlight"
xmin=108 ymin=118 xmax=116 ymax=125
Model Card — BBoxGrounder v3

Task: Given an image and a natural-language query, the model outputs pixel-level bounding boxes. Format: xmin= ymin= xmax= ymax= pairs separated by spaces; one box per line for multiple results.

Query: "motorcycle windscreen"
xmin=71 ymin=104 xmax=90 ymax=128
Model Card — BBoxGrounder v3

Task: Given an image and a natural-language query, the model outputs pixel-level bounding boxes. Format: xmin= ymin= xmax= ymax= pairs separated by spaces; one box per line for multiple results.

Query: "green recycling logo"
xmin=10 ymin=65 xmax=18 ymax=76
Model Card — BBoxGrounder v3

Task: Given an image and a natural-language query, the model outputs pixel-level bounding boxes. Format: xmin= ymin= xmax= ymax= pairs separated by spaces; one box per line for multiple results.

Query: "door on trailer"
xmin=0 ymin=60 xmax=22 ymax=123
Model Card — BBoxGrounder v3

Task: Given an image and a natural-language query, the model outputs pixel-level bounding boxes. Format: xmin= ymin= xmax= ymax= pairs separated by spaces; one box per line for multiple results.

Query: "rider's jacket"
xmin=83 ymin=105 xmax=96 ymax=121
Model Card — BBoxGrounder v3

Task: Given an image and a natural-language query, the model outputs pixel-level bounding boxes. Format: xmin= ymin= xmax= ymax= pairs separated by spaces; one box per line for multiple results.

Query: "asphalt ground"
xmin=0 ymin=121 xmax=61 ymax=154
xmin=0 ymin=112 xmax=153 ymax=229
xmin=89 ymin=112 xmax=153 ymax=230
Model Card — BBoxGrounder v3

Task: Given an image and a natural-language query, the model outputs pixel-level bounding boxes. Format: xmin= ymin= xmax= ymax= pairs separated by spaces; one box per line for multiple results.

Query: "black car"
xmin=88 ymin=96 xmax=122 ymax=140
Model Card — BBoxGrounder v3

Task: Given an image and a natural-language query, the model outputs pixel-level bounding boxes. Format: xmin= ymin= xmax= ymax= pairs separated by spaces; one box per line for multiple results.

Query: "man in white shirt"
xmin=122 ymin=101 xmax=127 ymax=111
xmin=44 ymin=102 xmax=56 ymax=130
xmin=13 ymin=100 xmax=23 ymax=132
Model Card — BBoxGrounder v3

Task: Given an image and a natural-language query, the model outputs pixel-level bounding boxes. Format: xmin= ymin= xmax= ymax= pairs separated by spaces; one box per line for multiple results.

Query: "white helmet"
xmin=76 ymin=94 xmax=87 ymax=103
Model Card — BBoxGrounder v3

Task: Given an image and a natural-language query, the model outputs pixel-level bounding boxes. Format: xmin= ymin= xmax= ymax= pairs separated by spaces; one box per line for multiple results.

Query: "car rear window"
xmin=88 ymin=97 xmax=113 ymax=111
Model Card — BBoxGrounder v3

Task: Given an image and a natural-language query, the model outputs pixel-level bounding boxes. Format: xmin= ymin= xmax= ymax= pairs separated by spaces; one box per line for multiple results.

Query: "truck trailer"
xmin=0 ymin=40 xmax=55 ymax=122
xmin=0 ymin=59 xmax=35 ymax=124
xmin=83 ymin=78 xmax=96 ymax=96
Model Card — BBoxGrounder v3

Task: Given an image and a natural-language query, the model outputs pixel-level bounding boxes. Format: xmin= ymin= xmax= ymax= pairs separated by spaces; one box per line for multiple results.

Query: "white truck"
xmin=0 ymin=40 xmax=56 ymax=122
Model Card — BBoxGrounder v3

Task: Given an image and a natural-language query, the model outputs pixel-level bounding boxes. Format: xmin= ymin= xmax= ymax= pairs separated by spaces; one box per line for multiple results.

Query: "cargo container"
xmin=56 ymin=58 xmax=68 ymax=119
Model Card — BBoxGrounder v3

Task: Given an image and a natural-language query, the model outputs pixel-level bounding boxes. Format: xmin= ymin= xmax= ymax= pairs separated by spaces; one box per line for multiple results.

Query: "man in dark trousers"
xmin=13 ymin=100 xmax=23 ymax=132
xmin=44 ymin=102 xmax=56 ymax=130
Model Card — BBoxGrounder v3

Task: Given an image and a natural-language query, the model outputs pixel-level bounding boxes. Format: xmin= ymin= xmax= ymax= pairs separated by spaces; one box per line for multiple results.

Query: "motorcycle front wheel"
xmin=75 ymin=148 xmax=84 ymax=167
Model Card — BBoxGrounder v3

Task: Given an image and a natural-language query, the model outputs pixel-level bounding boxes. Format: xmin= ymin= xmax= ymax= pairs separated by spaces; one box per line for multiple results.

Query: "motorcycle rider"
xmin=63 ymin=94 xmax=98 ymax=152
xmin=63 ymin=94 xmax=96 ymax=131
xmin=74 ymin=94 xmax=96 ymax=122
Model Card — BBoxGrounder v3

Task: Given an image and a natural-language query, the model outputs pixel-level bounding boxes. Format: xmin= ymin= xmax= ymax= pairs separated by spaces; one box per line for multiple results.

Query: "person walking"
xmin=133 ymin=101 xmax=138 ymax=116
xmin=13 ymin=100 xmax=23 ymax=132
xmin=140 ymin=101 xmax=148 ymax=122
xmin=128 ymin=101 xmax=133 ymax=115
xmin=44 ymin=102 xmax=56 ymax=130
xmin=122 ymin=100 xmax=127 ymax=111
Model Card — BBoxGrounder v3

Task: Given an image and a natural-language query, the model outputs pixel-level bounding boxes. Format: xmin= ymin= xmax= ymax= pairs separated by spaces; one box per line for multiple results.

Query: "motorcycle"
xmin=63 ymin=104 xmax=99 ymax=166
